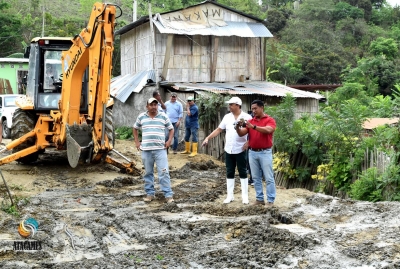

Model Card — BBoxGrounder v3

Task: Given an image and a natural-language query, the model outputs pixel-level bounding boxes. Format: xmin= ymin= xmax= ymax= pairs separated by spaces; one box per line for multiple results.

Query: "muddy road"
xmin=0 ymin=139 xmax=399 ymax=268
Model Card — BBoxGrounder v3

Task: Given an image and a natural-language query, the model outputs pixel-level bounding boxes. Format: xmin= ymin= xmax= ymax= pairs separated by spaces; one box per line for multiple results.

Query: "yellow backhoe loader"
xmin=0 ymin=2 xmax=140 ymax=175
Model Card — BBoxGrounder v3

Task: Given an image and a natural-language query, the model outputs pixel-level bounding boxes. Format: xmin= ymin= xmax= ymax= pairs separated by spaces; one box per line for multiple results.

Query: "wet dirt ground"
xmin=0 ymin=139 xmax=399 ymax=268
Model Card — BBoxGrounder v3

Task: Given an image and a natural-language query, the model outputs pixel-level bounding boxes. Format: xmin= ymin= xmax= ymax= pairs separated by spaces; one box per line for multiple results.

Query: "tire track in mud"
xmin=0 ymin=152 xmax=400 ymax=268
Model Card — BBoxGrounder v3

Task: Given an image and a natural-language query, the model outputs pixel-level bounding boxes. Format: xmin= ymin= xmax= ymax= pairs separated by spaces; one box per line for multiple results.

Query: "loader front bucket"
xmin=66 ymin=123 xmax=92 ymax=168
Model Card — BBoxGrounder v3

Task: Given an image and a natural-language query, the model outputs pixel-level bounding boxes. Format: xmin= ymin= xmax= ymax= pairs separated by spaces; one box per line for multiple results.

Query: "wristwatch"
xmin=253 ymin=125 xmax=257 ymax=129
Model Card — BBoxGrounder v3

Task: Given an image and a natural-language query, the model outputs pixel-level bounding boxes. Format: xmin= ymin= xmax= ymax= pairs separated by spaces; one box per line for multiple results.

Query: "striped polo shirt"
xmin=134 ymin=111 xmax=173 ymax=151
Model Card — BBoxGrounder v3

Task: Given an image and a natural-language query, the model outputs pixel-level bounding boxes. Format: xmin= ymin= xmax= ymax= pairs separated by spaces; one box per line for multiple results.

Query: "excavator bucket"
xmin=66 ymin=123 xmax=92 ymax=168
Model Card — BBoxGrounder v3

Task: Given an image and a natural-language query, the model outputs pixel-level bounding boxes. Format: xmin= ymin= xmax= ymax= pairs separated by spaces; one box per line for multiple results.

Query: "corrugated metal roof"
xmin=110 ymin=70 xmax=156 ymax=103
xmin=116 ymin=0 xmax=268 ymax=36
xmin=153 ymin=18 xmax=272 ymax=37
xmin=173 ymin=82 xmax=325 ymax=100
xmin=0 ymin=58 xmax=29 ymax=63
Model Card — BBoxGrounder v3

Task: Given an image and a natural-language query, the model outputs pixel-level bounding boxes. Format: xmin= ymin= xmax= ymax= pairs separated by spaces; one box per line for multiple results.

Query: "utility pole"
xmin=133 ymin=0 xmax=137 ymax=21
xmin=148 ymin=3 xmax=158 ymax=84
xmin=41 ymin=5 xmax=45 ymax=37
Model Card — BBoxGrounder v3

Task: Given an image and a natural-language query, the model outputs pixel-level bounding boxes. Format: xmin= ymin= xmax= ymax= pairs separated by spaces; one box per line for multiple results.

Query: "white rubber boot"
xmin=240 ymin=178 xmax=249 ymax=204
xmin=223 ymin=178 xmax=235 ymax=204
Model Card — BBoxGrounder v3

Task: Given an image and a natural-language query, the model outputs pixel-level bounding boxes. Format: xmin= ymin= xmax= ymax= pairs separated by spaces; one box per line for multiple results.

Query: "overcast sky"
xmin=387 ymin=0 xmax=400 ymax=6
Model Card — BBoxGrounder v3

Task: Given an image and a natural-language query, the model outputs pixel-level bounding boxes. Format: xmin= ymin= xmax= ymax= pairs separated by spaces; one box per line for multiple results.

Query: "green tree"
xmin=296 ymin=0 xmax=335 ymax=22
xmin=333 ymin=2 xmax=364 ymax=21
xmin=327 ymin=83 xmax=373 ymax=108
xmin=302 ymin=50 xmax=345 ymax=84
xmin=342 ymin=55 xmax=399 ymax=96
xmin=266 ymin=9 xmax=288 ymax=34
xmin=369 ymin=37 xmax=398 ymax=59
xmin=0 ymin=1 xmax=22 ymax=57
xmin=265 ymin=94 xmax=296 ymax=153
xmin=219 ymin=0 xmax=265 ymax=19
xmin=369 ymin=95 xmax=394 ymax=117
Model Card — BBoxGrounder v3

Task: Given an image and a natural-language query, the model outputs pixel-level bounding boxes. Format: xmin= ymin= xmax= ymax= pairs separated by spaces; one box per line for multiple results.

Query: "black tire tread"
xmin=2 ymin=119 xmax=10 ymax=139
xmin=10 ymin=109 xmax=38 ymax=164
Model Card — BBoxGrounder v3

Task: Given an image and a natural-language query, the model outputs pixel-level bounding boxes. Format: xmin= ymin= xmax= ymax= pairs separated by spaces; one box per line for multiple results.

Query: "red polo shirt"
xmin=247 ymin=114 xmax=276 ymax=149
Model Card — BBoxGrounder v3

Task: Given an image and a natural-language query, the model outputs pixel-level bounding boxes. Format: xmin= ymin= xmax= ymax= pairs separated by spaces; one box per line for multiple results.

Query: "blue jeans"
xmin=184 ymin=127 xmax=198 ymax=143
xmin=141 ymin=149 xmax=173 ymax=198
xmin=249 ymin=149 xmax=276 ymax=203
xmin=172 ymin=122 xmax=180 ymax=150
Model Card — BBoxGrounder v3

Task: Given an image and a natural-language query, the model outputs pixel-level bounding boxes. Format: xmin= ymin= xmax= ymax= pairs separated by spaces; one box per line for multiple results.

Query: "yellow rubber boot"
xmin=181 ymin=142 xmax=191 ymax=154
xmin=189 ymin=142 xmax=198 ymax=157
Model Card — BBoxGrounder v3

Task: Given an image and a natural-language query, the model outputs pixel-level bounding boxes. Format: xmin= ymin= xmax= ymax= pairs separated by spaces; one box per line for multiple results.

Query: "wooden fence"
xmin=274 ymin=147 xmax=391 ymax=198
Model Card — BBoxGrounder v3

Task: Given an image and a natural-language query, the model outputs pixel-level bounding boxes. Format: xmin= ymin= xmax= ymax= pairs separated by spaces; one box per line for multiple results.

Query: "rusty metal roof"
xmin=153 ymin=17 xmax=272 ymax=37
xmin=173 ymin=81 xmax=325 ymax=99
xmin=362 ymin=118 xmax=399 ymax=130
xmin=110 ymin=70 xmax=156 ymax=103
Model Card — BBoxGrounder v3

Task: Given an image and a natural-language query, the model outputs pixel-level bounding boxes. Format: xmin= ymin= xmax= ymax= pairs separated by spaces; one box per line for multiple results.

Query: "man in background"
xmin=165 ymin=93 xmax=183 ymax=154
xmin=181 ymin=96 xmax=199 ymax=157
xmin=153 ymin=90 xmax=169 ymax=148
xmin=153 ymin=90 xmax=167 ymax=113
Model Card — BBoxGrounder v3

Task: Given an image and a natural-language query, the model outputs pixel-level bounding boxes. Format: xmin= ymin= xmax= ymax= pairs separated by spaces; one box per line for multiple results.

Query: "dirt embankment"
xmin=0 ymin=139 xmax=399 ymax=268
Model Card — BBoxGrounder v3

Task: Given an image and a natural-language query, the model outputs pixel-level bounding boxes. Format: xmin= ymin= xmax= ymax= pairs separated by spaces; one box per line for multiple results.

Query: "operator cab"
xmin=24 ymin=37 xmax=88 ymax=112
xmin=41 ymin=56 xmax=62 ymax=108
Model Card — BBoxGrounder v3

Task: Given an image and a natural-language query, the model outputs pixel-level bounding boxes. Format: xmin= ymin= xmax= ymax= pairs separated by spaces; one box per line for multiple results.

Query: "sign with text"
xmin=160 ymin=3 xmax=227 ymax=29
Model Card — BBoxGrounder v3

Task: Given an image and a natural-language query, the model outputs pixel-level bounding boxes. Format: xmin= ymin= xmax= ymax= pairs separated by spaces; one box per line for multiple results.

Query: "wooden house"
xmin=112 ymin=1 xmax=324 ymax=158
xmin=116 ymin=0 xmax=271 ymax=83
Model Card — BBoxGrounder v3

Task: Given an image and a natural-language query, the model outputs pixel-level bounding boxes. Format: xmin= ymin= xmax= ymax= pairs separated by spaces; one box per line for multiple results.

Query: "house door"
xmin=17 ymin=70 xmax=28 ymax=94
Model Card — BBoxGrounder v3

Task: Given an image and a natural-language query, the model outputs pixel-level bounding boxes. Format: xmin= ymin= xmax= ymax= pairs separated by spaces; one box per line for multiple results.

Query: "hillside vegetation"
xmin=1 ymin=0 xmax=400 ymax=201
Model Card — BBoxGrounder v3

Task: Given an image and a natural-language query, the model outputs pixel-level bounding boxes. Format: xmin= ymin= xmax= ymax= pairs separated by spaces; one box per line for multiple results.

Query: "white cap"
xmin=225 ymin=96 xmax=242 ymax=105
xmin=147 ymin=97 xmax=159 ymax=104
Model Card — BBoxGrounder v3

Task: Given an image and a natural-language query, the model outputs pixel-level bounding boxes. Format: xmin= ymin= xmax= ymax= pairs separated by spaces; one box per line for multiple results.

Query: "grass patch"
xmin=0 ymin=196 xmax=30 ymax=217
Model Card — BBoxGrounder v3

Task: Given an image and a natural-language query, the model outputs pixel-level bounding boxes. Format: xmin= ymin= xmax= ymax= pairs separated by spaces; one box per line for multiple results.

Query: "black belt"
xmin=249 ymin=147 xmax=271 ymax=152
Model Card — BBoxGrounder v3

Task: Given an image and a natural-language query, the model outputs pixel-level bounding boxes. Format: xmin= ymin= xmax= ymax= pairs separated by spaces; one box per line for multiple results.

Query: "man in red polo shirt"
xmin=235 ymin=100 xmax=276 ymax=207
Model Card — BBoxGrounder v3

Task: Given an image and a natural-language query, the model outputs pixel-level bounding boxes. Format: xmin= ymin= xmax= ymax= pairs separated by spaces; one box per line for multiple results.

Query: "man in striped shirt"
xmin=133 ymin=97 xmax=175 ymax=203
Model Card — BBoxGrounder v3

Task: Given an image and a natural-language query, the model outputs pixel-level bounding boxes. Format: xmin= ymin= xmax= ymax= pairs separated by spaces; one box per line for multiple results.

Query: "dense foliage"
xmin=266 ymin=87 xmax=400 ymax=201
xmin=3 ymin=0 xmax=400 ymax=87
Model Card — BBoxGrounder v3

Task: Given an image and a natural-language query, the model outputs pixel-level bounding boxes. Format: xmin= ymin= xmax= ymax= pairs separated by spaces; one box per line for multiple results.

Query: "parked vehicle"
xmin=0 ymin=94 xmax=24 ymax=139
xmin=0 ymin=3 xmax=138 ymax=174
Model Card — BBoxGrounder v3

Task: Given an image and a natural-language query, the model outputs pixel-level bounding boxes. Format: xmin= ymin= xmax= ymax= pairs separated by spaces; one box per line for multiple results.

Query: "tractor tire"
xmin=11 ymin=109 xmax=38 ymax=164
xmin=105 ymin=108 xmax=115 ymax=147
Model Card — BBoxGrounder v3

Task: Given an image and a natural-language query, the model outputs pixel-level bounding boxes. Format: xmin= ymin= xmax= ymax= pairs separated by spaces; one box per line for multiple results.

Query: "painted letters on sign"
xmin=160 ymin=3 xmax=227 ymax=29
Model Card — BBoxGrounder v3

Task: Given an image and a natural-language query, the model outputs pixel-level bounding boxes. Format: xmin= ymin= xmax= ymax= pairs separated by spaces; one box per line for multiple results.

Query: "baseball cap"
xmin=147 ymin=97 xmax=159 ymax=104
xmin=187 ymin=96 xmax=194 ymax=101
xmin=225 ymin=96 xmax=242 ymax=105
xmin=171 ymin=93 xmax=177 ymax=97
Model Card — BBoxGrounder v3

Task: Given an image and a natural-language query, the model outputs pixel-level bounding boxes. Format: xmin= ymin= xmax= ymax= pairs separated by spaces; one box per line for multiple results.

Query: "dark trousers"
xmin=225 ymin=151 xmax=247 ymax=178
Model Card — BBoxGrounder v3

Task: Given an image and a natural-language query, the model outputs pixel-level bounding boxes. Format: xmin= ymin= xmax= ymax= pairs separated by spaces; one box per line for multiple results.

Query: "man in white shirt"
xmin=202 ymin=97 xmax=252 ymax=204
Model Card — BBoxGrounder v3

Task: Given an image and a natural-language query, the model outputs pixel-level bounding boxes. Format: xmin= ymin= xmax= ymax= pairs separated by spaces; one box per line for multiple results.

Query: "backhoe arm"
xmin=55 ymin=2 xmax=116 ymax=152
